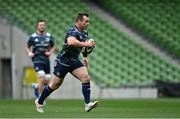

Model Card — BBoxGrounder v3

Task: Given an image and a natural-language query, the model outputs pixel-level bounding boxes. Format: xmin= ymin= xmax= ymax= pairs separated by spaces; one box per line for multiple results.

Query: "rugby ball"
xmin=82 ymin=39 xmax=95 ymax=54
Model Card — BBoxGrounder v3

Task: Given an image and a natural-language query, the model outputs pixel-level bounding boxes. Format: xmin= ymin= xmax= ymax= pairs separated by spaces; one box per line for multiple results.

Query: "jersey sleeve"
xmin=49 ymin=36 xmax=55 ymax=47
xmin=27 ymin=36 xmax=33 ymax=47
xmin=67 ymin=29 xmax=78 ymax=38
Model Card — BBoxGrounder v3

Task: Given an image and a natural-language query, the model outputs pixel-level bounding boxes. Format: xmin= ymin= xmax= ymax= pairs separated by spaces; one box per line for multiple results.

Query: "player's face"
xmin=37 ymin=22 xmax=46 ymax=33
xmin=81 ymin=16 xmax=89 ymax=30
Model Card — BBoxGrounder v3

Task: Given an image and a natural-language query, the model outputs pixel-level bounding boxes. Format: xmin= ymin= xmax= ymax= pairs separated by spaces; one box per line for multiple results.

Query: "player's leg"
xmin=72 ymin=66 xmax=91 ymax=102
xmin=35 ymin=74 xmax=63 ymax=113
xmin=34 ymin=62 xmax=51 ymax=98
xmin=35 ymin=59 xmax=68 ymax=113
xmin=33 ymin=63 xmax=46 ymax=98
xmin=37 ymin=70 xmax=46 ymax=95
xmin=44 ymin=62 xmax=51 ymax=88
xmin=45 ymin=74 xmax=51 ymax=85
xmin=38 ymin=74 xmax=63 ymax=104
xmin=40 ymin=62 xmax=52 ymax=92
xmin=71 ymin=61 xmax=98 ymax=112
xmin=32 ymin=71 xmax=45 ymax=98
xmin=32 ymin=83 xmax=39 ymax=98
xmin=42 ymin=74 xmax=51 ymax=105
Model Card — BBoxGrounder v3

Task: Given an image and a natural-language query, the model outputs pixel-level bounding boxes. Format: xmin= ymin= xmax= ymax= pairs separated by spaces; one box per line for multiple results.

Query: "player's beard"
xmin=38 ymin=28 xmax=45 ymax=34
xmin=84 ymin=25 xmax=88 ymax=30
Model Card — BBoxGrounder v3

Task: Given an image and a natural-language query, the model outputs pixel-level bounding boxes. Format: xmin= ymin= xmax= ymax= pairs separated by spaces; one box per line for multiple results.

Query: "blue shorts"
xmin=53 ymin=59 xmax=84 ymax=79
xmin=33 ymin=62 xmax=50 ymax=74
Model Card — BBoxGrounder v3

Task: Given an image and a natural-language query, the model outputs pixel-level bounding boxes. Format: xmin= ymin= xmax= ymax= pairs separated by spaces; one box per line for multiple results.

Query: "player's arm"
xmin=45 ymin=46 xmax=55 ymax=56
xmin=45 ymin=36 xmax=55 ymax=56
xmin=49 ymin=46 xmax=55 ymax=54
xmin=25 ymin=37 xmax=35 ymax=58
xmin=67 ymin=36 xmax=95 ymax=47
xmin=25 ymin=46 xmax=35 ymax=58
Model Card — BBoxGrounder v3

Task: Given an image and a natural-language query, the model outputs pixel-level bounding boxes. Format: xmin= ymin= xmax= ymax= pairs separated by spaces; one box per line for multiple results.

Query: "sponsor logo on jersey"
xmin=35 ymin=38 xmax=38 ymax=42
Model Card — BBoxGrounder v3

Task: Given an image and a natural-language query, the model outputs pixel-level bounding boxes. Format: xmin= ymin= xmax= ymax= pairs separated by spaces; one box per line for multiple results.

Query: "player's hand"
xmin=83 ymin=57 xmax=88 ymax=67
xmin=85 ymin=39 xmax=95 ymax=48
xmin=45 ymin=51 xmax=51 ymax=56
xmin=28 ymin=52 xmax=35 ymax=58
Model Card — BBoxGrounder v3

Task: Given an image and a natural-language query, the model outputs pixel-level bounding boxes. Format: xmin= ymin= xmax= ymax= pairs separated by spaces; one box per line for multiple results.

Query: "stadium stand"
xmin=91 ymin=0 xmax=180 ymax=57
xmin=1 ymin=0 xmax=180 ymax=88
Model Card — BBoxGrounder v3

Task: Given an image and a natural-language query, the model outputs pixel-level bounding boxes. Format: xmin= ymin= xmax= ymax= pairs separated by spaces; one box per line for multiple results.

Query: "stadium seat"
xmin=92 ymin=0 xmax=180 ymax=57
xmin=1 ymin=0 xmax=180 ymax=88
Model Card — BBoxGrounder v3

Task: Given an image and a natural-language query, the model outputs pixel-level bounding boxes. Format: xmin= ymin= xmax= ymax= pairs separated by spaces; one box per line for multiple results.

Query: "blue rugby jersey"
xmin=56 ymin=25 xmax=88 ymax=65
xmin=27 ymin=32 xmax=54 ymax=64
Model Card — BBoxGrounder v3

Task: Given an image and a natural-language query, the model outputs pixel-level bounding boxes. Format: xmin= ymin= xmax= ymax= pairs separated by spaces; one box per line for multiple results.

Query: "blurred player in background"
xmin=26 ymin=19 xmax=55 ymax=99
xmin=35 ymin=13 xmax=98 ymax=113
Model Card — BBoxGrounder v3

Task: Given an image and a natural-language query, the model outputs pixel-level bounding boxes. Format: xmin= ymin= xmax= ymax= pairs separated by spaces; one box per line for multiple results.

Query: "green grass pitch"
xmin=0 ymin=99 xmax=180 ymax=118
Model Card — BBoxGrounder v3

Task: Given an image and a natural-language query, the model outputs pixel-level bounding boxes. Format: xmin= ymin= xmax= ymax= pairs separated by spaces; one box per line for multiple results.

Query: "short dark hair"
xmin=76 ymin=13 xmax=89 ymax=22
xmin=36 ymin=19 xmax=46 ymax=26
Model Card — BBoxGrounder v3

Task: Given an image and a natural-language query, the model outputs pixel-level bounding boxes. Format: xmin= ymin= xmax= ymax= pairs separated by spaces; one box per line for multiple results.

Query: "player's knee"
xmin=49 ymin=82 xmax=61 ymax=90
xmin=39 ymin=78 xmax=46 ymax=85
xmin=37 ymin=70 xmax=45 ymax=78
xmin=82 ymin=75 xmax=90 ymax=83
xmin=49 ymin=77 xmax=63 ymax=90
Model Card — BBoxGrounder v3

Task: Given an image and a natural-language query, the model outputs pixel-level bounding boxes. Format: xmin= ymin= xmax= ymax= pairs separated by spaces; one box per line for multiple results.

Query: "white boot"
xmin=85 ymin=101 xmax=99 ymax=112
xmin=35 ymin=99 xmax=44 ymax=113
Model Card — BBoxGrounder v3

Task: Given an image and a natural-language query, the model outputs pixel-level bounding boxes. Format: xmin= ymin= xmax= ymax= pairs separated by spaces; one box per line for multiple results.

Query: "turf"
xmin=0 ymin=99 xmax=180 ymax=118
